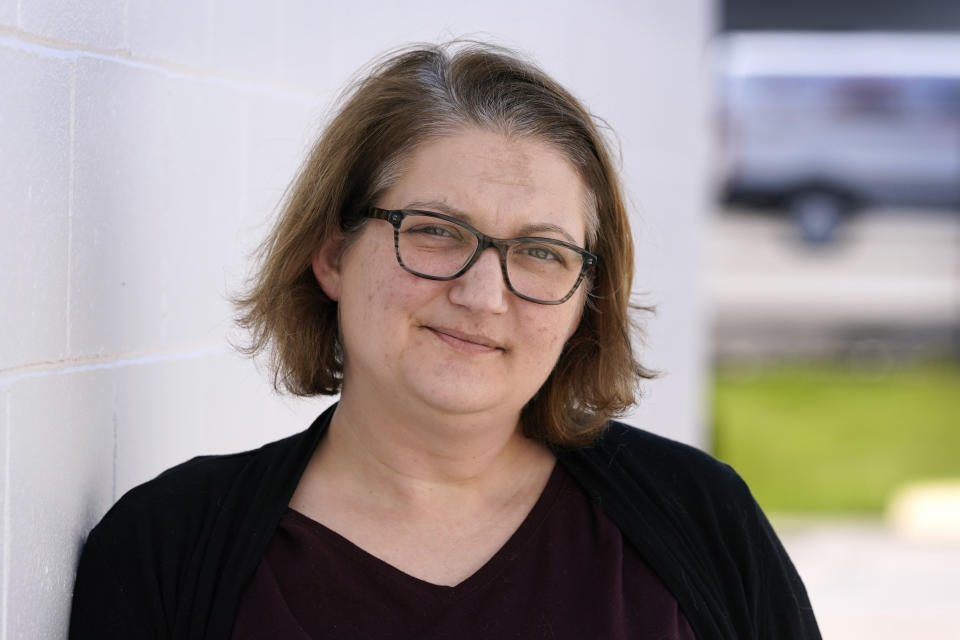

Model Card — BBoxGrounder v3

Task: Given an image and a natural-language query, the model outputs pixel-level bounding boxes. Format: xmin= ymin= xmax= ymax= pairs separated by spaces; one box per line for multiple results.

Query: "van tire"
xmin=789 ymin=191 xmax=846 ymax=244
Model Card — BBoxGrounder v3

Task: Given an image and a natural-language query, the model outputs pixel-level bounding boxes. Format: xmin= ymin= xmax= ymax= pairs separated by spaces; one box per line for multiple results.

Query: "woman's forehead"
xmin=381 ymin=129 xmax=589 ymax=242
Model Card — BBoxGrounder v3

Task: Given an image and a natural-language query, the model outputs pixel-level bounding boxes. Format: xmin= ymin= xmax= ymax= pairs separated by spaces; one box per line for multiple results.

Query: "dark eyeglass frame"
xmin=367 ymin=207 xmax=597 ymax=305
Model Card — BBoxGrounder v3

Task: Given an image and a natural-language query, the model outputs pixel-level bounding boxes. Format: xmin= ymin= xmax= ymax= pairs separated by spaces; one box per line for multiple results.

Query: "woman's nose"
xmin=447 ymin=247 xmax=509 ymax=313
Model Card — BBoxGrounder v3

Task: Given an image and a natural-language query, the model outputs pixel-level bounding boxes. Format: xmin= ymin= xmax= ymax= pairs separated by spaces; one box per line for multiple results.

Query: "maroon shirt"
xmin=233 ymin=464 xmax=695 ymax=639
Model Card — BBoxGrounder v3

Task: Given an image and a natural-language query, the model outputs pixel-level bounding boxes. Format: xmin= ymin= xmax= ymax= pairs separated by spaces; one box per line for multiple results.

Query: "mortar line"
xmin=0 ymin=30 xmax=318 ymax=104
xmin=0 ymin=344 xmax=231 ymax=387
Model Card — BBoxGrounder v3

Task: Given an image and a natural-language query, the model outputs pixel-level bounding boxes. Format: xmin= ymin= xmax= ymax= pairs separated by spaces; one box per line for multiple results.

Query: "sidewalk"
xmin=777 ymin=519 xmax=960 ymax=639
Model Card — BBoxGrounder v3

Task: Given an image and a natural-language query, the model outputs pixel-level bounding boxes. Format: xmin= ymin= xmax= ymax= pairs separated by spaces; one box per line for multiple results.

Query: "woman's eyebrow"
xmin=405 ymin=200 xmax=473 ymax=222
xmin=516 ymin=223 xmax=578 ymax=244
xmin=405 ymin=200 xmax=578 ymax=244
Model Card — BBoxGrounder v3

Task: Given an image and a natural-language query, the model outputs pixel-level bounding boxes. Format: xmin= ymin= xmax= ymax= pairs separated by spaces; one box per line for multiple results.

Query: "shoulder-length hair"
xmin=234 ymin=41 xmax=655 ymax=448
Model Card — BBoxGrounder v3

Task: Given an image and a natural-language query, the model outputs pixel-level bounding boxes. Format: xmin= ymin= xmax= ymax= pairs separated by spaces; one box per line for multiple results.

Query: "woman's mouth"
xmin=423 ymin=326 xmax=505 ymax=354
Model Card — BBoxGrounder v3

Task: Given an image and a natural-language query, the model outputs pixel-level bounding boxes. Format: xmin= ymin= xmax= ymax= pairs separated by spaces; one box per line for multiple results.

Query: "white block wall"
xmin=0 ymin=2 xmax=712 ymax=637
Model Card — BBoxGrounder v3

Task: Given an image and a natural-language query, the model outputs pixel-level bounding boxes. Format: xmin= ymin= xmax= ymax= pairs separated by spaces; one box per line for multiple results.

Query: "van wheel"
xmin=789 ymin=191 xmax=846 ymax=244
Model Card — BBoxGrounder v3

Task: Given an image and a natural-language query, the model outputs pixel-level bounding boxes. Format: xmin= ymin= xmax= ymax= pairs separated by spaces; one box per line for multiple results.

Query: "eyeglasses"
xmin=367 ymin=208 xmax=597 ymax=305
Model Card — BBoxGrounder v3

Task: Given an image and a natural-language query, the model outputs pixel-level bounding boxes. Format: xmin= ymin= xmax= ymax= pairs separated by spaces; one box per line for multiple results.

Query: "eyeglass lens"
xmin=396 ymin=213 xmax=585 ymax=302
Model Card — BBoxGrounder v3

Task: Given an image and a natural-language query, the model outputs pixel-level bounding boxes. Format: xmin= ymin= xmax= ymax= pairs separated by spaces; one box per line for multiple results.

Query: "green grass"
xmin=712 ymin=360 xmax=960 ymax=514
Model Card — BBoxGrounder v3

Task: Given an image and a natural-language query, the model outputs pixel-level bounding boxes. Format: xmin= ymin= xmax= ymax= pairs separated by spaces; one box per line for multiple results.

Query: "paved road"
xmin=706 ymin=207 xmax=960 ymax=358
xmin=778 ymin=519 xmax=960 ymax=639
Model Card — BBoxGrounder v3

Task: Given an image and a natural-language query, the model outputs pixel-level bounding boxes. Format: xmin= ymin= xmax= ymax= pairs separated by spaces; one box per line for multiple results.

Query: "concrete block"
xmin=163 ymin=76 xmax=248 ymax=343
xmin=276 ymin=0 xmax=448 ymax=90
xmin=243 ymin=93 xmax=316 ymax=248
xmin=0 ymin=389 xmax=6 ymax=635
xmin=275 ymin=0 xmax=344 ymax=91
xmin=70 ymin=57 xmax=171 ymax=357
xmin=195 ymin=349 xmax=327 ymax=454
xmin=18 ymin=0 xmax=125 ymax=50
xmin=0 ymin=0 xmax=15 ymax=27
xmin=0 ymin=48 xmax=71 ymax=369
xmin=888 ymin=481 xmax=960 ymax=543
xmin=69 ymin=57 xmax=170 ymax=355
xmin=5 ymin=369 xmax=114 ymax=640
xmin=113 ymin=357 xmax=204 ymax=498
xmin=71 ymin=58 xmax=266 ymax=356
xmin=113 ymin=350 xmax=324 ymax=498
xmin=208 ymin=0 xmax=279 ymax=81
xmin=126 ymin=0 xmax=208 ymax=67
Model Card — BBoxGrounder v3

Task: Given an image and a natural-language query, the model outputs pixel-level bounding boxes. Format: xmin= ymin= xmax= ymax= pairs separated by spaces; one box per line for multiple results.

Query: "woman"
xmin=70 ymin=43 xmax=820 ymax=639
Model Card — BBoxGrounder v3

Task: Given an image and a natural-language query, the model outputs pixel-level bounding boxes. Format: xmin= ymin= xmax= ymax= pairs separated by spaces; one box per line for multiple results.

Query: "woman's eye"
xmin=409 ymin=224 xmax=459 ymax=239
xmin=523 ymin=245 xmax=563 ymax=263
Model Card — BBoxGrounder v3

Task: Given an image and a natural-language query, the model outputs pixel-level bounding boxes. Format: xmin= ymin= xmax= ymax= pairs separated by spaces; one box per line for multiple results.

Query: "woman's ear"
xmin=312 ymin=232 xmax=347 ymax=302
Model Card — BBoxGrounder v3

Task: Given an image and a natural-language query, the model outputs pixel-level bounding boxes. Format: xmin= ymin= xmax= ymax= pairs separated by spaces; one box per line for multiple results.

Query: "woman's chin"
xmin=393 ymin=376 xmax=518 ymax=423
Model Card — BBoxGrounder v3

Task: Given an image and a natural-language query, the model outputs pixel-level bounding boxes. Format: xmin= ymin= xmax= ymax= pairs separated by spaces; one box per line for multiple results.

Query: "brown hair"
xmin=234 ymin=41 xmax=655 ymax=448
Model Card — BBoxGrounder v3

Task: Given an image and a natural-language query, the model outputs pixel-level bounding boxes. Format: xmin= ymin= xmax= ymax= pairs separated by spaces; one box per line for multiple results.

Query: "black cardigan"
xmin=69 ymin=405 xmax=820 ymax=639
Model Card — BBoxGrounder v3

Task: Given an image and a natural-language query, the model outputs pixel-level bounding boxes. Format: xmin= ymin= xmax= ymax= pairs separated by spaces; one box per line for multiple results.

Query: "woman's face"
xmin=314 ymin=127 xmax=590 ymax=421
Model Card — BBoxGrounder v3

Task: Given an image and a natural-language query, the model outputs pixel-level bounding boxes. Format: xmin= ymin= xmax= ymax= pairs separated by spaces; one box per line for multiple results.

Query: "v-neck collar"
xmin=284 ymin=460 xmax=565 ymax=601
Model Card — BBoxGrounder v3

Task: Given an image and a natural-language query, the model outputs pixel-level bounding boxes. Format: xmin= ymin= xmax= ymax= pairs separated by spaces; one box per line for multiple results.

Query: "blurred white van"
xmin=717 ymin=33 xmax=960 ymax=242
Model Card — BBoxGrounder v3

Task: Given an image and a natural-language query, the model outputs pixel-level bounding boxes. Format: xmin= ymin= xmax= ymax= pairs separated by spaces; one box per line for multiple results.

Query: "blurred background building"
xmin=710 ymin=1 xmax=960 ymax=637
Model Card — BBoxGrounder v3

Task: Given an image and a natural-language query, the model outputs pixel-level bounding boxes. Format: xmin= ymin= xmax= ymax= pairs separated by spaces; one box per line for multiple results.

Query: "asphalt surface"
xmin=706 ymin=207 xmax=960 ymax=360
